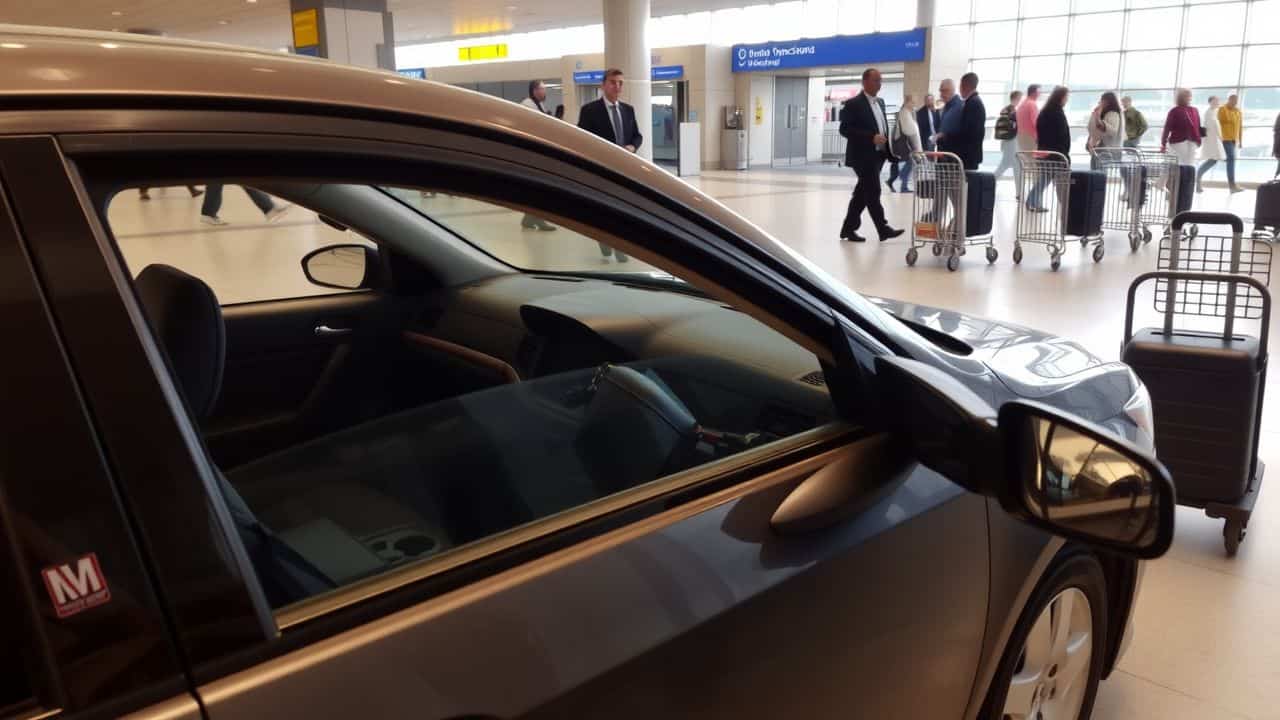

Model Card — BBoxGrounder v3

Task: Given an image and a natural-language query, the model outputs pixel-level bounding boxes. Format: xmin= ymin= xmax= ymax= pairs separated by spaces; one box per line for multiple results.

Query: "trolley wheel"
xmin=1080 ymin=236 xmax=1089 ymax=246
xmin=906 ymin=248 xmax=918 ymax=266
xmin=986 ymin=246 xmax=998 ymax=264
xmin=1224 ymin=518 xmax=1245 ymax=556
xmin=1129 ymin=232 xmax=1142 ymax=252
xmin=1092 ymin=244 xmax=1105 ymax=263
xmin=932 ymin=243 xmax=942 ymax=257
xmin=1143 ymin=228 xmax=1153 ymax=244
xmin=946 ymin=254 xmax=960 ymax=272
xmin=1189 ymin=224 xmax=1200 ymax=240
xmin=1013 ymin=244 xmax=1024 ymax=264
xmin=1050 ymin=252 xmax=1062 ymax=272
xmin=958 ymin=245 xmax=968 ymax=256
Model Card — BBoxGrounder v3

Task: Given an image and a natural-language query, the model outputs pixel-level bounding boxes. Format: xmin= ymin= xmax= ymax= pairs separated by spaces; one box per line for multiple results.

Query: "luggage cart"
xmin=1137 ymin=149 xmax=1199 ymax=242
xmin=1014 ymin=150 xmax=1103 ymax=269
xmin=908 ymin=151 xmax=997 ymax=271
xmin=1091 ymin=146 xmax=1146 ymax=251
xmin=1122 ymin=212 xmax=1270 ymax=555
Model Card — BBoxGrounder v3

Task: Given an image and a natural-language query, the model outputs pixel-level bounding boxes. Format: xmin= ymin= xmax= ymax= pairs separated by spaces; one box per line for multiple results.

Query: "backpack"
xmin=994 ymin=105 xmax=1017 ymax=141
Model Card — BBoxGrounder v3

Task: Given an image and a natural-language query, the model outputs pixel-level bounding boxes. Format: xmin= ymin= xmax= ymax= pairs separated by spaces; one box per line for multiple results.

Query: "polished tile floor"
xmin=112 ymin=170 xmax=1279 ymax=719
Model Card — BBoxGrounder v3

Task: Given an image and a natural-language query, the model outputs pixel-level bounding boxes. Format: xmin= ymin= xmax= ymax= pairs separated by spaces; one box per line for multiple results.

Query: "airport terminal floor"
xmin=113 ymin=170 xmax=1279 ymax=720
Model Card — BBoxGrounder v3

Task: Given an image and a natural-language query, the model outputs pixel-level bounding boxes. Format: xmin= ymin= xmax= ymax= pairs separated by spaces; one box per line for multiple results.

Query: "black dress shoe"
xmin=845 ymin=232 xmax=867 ymax=242
xmin=879 ymin=227 xmax=904 ymax=241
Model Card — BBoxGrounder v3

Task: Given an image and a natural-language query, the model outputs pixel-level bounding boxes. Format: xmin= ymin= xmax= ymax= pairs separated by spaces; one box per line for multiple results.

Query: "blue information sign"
xmin=572 ymin=65 xmax=684 ymax=84
xmin=397 ymin=68 xmax=427 ymax=80
xmin=731 ymin=28 xmax=926 ymax=72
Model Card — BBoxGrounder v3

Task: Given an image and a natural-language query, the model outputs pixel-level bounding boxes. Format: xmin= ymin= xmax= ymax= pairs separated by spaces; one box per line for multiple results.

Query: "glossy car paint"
xmin=0 ymin=26 xmax=1141 ymax=720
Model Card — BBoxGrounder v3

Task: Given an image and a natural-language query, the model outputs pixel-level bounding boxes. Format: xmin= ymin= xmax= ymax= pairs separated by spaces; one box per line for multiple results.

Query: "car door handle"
xmin=314 ymin=324 xmax=352 ymax=337
xmin=770 ymin=433 xmax=910 ymax=535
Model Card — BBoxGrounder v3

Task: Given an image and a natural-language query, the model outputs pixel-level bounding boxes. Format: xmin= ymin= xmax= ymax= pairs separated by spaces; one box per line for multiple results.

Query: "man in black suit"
xmin=917 ymin=93 xmax=940 ymax=152
xmin=838 ymin=68 xmax=904 ymax=243
xmin=951 ymin=72 xmax=987 ymax=171
xmin=577 ymin=68 xmax=642 ymax=261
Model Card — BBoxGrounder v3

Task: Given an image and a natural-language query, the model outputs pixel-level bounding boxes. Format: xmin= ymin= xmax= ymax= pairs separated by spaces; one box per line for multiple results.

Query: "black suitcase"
xmin=1254 ymin=179 xmax=1280 ymax=233
xmin=964 ymin=170 xmax=995 ymax=237
xmin=1121 ymin=212 xmax=1269 ymax=554
xmin=1066 ymin=170 xmax=1105 ymax=237
xmin=1173 ymin=164 xmax=1195 ymax=214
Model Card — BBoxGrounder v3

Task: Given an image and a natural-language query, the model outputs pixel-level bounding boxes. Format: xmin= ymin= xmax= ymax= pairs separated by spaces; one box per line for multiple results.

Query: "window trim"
xmin=62 ymin=123 xmax=872 ymax=666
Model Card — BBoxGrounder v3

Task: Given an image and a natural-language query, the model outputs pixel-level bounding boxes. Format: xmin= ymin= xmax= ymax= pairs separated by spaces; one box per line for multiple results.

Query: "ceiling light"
xmin=111 ymin=10 xmax=123 ymax=16
xmin=100 ymin=43 xmax=120 ymax=49
xmin=0 ymin=43 xmax=26 ymax=49
xmin=277 ymin=46 xmax=289 ymax=52
xmin=218 ymin=19 xmax=230 ymax=25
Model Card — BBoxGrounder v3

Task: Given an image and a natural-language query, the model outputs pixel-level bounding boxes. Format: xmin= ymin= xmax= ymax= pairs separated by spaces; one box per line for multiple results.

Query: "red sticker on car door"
xmin=41 ymin=553 xmax=111 ymax=618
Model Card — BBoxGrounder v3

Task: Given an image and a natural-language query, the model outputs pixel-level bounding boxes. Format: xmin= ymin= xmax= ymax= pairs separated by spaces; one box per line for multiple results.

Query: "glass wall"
xmin=941 ymin=0 xmax=1280 ymax=182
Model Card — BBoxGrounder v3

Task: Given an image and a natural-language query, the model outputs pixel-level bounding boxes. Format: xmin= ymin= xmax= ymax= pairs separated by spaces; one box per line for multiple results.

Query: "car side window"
xmin=100 ymin=179 xmax=835 ymax=612
xmin=108 ymin=185 xmax=375 ymax=305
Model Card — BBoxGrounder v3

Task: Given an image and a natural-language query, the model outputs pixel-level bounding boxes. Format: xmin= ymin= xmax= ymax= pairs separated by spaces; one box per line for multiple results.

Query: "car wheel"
xmin=983 ymin=552 xmax=1108 ymax=720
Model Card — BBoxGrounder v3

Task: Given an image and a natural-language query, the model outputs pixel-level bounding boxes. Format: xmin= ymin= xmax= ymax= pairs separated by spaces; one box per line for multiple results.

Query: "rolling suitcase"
xmin=1253 ymin=179 xmax=1280 ymax=239
xmin=1066 ymin=169 xmax=1105 ymax=237
xmin=964 ymin=170 xmax=995 ymax=237
xmin=1121 ymin=212 xmax=1269 ymax=555
xmin=1173 ymin=164 xmax=1195 ymax=215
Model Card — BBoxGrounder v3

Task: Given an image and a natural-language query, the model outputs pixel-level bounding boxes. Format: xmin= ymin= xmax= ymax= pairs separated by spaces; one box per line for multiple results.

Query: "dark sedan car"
xmin=0 ymin=26 xmax=1171 ymax=720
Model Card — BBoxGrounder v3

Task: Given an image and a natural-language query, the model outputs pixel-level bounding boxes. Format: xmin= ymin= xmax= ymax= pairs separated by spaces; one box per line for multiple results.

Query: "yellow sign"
xmin=754 ymin=96 xmax=763 ymax=125
xmin=291 ymin=8 xmax=319 ymax=49
xmin=458 ymin=43 xmax=508 ymax=61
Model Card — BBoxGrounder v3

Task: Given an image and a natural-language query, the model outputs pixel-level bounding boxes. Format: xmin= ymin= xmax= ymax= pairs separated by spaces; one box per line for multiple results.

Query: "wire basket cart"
xmin=1122 ymin=212 xmax=1270 ymax=554
xmin=908 ymin=151 xmax=998 ymax=271
xmin=1139 ymin=149 xmax=1198 ymax=243
xmin=1014 ymin=150 xmax=1100 ymax=270
xmin=1091 ymin=146 xmax=1146 ymax=250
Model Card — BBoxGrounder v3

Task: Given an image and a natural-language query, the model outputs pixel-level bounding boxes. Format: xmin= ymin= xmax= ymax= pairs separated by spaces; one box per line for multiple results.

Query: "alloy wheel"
xmin=1003 ymin=587 xmax=1093 ymax=720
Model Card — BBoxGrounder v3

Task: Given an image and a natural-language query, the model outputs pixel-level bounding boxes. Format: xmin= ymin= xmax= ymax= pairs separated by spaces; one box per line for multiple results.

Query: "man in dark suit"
xmin=951 ymin=72 xmax=987 ymax=171
xmin=577 ymin=68 xmax=642 ymax=261
xmin=838 ymin=68 xmax=904 ymax=243
xmin=578 ymin=68 xmax=643 ymax=152
xmin=917 ymin=93 xmax=940 ymax=152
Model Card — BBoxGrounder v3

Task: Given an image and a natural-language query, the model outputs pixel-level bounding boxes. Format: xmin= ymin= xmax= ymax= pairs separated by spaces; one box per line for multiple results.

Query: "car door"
xmin=9 ymin=116 xmax=991 ymax=719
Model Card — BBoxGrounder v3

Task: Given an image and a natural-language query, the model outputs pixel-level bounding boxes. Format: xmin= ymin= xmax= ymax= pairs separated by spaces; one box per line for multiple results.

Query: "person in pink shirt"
xmin=1014 ymin=85 xmax=1040 ymax=201
xmin=1161 ymin=88 xmax=1202 ymax=166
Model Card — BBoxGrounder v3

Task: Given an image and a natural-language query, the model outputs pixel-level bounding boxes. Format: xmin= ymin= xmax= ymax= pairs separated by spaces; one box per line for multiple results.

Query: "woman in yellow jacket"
xmin=1219 ymin=94 xmax=1243 ymax=193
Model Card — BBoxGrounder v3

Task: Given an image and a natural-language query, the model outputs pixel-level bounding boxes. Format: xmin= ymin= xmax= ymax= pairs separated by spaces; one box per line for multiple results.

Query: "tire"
xmin=982 ymin=552 xmax=1108 ymax=720
xmin=906 ymin=248 xmax=918 ymax=266
xmin=987 ymin=246 xmax=999 ymax=264
xmin=1092 ymin=244 xmax=1105 ymax=263
xmin=947 ymin=254 xmax=959 ymax=272
xmin=1224 ymin=518 xmax=1245 ymax=556
xmin=1143 ymin=228 xmax=1153 ymax=244
xmin=1013 ymin=244 xmax=1023 ymax=264
xmin=932 ymin=243 xmax=943 ymax=257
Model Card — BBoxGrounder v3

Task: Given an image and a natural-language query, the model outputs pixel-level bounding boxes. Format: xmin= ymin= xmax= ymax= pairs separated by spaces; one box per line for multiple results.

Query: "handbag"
xmin=891 ymin=121 xmax=912 ymax=160
xmin=1200 ymin=126 xmax=1208 ymax=138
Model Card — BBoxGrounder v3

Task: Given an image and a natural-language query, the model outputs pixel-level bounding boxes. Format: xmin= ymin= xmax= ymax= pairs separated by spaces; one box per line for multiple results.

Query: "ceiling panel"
xmin=0 ymin=0 xmax=773 ymax=50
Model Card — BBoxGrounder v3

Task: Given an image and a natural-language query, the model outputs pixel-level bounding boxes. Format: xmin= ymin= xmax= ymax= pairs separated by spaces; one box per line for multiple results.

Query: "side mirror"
xmin=874 ymin=356 xmax=1174 ymax=558
xmin=999 ymin=399 xmax=1175 ymax=559
xmin=301 ymin=244 xmax=378 ymax=290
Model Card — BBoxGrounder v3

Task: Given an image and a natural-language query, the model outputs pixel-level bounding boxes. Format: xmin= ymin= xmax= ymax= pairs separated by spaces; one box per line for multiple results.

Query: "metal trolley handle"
xmin=1124 ymin=271 xmax=1271 ymax=362
xmin=1170 ymin=211 xmax=1244 ymax=234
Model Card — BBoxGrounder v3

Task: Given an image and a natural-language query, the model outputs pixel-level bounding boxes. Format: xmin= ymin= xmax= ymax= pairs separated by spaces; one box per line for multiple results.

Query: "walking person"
xmin=1027 ymin=85 xmax=1071 ymax=212
xmin=837 ymin=68 xmax=903 ymax=243
xmin=141 ymin=186 xmax=203 ymax=201
xmin=577 ymin=68 xmax=643 ymax=262
xmin=1015 ymin=85 xmax=1041 ymax=201
xmin=1219 ymin=94 xmax=1243 ymax=193
xmin=1122 ymin=96 xmax=1148 ymax=148
xmin=993 ymin=90 xmax=1022 ymax=181
xmin=886 ymin=114 xmax=902 ymax=193
xmin=916 ymin=93 xmax=940 ymax=152
xmin=1086 ymin=92 xmax=1124 ymax=169
xmin=893 ymin=95 xmax=924 ymax=193
xmin=1161 ymin=88 xmax=1202 ymax=167
xmin=1195 ymin=95 xmax=1226 ymax=193
xmin=519 ymin=80 xmax=558 ymax=231
xmin=200 ymin=184 xmax=289 ymax=226
xmin=934 ymin=78 xmax=962 ymax=154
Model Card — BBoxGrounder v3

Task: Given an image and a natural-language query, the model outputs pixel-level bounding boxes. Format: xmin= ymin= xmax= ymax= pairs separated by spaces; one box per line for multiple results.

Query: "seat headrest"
xmin=135 ymin=264 xmax=225 ymax=419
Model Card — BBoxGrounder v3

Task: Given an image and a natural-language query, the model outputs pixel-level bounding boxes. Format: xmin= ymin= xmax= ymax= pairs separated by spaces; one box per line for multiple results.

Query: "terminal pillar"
xmin=289 ymin=0 xmax=395 ymax=70
xmin=603 ymin=0 xmax=653 ymax=162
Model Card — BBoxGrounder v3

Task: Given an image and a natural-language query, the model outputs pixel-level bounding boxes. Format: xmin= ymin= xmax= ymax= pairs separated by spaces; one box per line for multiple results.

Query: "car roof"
xmin=0 ymin=24 xmax=891 ymax=341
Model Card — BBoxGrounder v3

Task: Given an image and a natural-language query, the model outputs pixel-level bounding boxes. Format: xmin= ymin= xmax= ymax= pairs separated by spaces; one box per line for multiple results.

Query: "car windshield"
xmin=379 ymin=186 xmax=685 ymax=286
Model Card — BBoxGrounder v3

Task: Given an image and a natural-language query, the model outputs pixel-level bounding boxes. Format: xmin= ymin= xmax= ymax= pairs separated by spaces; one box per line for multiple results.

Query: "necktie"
xmin=609 ymin=103 xmax=625 ymax=145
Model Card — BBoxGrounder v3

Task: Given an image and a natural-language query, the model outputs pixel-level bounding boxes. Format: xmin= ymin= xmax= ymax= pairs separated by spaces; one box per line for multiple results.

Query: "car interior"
xmin=106 ymin=181 xmax=835 ymax=608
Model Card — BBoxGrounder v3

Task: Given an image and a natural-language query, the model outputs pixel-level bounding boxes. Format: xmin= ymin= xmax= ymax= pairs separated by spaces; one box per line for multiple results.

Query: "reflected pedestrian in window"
xmin=200 ymin=185 xmax=289 ymax=226
xmin=141 ymin=185 xmax=203 ymax=201
xmin=519 ymin=80 xmax=558 ymax=232
xmin=1219 ymin=94 xmax=1243 ymax=193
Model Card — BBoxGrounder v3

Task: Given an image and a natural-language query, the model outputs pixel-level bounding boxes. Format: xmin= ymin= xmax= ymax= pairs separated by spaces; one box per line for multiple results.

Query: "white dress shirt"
xmin=867 ymin=92 xmax=887 ymax=145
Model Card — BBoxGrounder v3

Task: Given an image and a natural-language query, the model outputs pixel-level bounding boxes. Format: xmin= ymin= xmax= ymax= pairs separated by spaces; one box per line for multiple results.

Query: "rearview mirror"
xmin=1000 ymin=400 xmax=1174 ymax=559
xmin=874 ymin=356 xmax=1174 ymax=558
xmin=302 ymin=244 xmax=378 ymax=290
